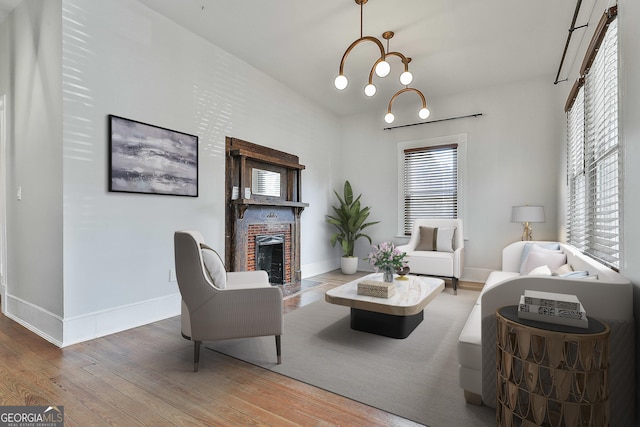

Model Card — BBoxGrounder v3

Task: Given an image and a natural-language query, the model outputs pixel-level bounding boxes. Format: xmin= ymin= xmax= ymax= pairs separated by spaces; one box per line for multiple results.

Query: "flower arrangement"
xmin=366 ymin=242 xmax=408 ymax=272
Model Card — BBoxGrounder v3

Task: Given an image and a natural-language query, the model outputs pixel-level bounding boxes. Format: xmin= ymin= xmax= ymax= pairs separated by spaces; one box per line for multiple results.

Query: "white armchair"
xmin=396 ymin=219 xmax=464 ymax=294
xmin=174 ymin=230 xmax=283 ymax=371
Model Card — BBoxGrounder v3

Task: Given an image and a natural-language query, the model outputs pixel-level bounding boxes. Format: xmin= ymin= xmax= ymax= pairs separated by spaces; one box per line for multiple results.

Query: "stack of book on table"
xmin=517 ymin=290 xmax=588 ymax=328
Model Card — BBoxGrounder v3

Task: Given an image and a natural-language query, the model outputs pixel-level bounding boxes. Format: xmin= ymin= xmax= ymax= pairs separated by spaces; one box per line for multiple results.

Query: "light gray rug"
xmin=206 ymin=288 xmax=495 ymax=427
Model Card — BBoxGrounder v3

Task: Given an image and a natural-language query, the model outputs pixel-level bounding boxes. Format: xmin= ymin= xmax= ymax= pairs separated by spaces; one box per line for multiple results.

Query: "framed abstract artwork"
xmin=108 ymin=115 xmax=198 ymax=197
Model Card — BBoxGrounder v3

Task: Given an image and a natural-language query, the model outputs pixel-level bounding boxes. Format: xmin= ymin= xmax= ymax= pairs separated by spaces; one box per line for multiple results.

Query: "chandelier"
xmin=334 ymin=0 xmax=430 ymax=124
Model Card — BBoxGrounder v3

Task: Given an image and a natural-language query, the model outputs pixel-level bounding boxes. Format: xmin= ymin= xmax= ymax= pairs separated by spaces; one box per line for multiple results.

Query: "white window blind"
xmin=567 ymin=88 xmax=586 ymax=250
xmin=566 ymin=12 xmax=619 ymax=268
xmin=402 ymin=144 xmax=458 ymax=235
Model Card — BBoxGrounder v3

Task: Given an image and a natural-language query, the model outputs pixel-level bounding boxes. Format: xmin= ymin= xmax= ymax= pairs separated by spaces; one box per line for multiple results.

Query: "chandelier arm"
xmin=339 ymin=36 xmax=386 ymax=75
xmin=387 ymin=87 xmax=427 ymax=113
xmin=368 ymin=51 xmax=410 ymax=84
xmin=368 ymin=58 xmax=381 ymax=84
xmin=387 ymin=51 xmax=410 ymax=67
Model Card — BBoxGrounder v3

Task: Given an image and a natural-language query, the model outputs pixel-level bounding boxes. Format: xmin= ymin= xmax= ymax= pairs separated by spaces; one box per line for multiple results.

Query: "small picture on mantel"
xmin=108 ymin=115 xmax=198 ymax=197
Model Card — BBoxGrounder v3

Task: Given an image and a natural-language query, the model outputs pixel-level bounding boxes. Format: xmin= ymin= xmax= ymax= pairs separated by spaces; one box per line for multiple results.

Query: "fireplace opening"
xmin=256 ymin=234 xmax=285 ymax=285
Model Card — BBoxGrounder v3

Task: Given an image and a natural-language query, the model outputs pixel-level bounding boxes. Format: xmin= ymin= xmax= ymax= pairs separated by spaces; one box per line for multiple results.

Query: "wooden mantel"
xmin=224 ymin=137 xmax=308 ymax=294
xmin=231 ymin=198 xmax=308 ymax=219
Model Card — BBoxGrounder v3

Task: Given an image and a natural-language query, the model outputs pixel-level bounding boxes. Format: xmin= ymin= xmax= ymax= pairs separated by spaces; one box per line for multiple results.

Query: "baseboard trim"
xmin=3 ymin=293 xmax=63 ymax=346
xmin=301 ymin=260 xmax=339 ymax=279
xmin=63 ymin=293 xmax=182 ymax=347
xmin=4 ymin=292 xmax=181 ymax=347
xmin=462 ymin=267 xmax=492 ymax=284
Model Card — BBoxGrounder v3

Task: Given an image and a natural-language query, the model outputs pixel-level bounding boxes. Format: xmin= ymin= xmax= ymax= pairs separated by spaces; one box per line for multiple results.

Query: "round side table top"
xmin=498 ymin=305 xmax=608 ymax=335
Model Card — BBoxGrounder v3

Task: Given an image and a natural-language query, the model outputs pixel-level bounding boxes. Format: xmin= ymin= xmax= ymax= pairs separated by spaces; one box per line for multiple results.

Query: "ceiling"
xmin=3 ymin=0 xmax=606 ymax=119
xmin=137 ymin=0 xmax=605 ymax=119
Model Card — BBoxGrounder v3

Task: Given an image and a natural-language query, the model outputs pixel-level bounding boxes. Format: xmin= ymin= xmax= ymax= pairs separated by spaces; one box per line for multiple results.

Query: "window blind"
xmin=567 ymin=88 xmax=586 ymax=250
xmin=566 ymin=11 xmax=619 ymax=269
xmin=584 ymin=17 xmax=619 ymax=267
xmin=402 ymin=144 xmax=458 ymax=235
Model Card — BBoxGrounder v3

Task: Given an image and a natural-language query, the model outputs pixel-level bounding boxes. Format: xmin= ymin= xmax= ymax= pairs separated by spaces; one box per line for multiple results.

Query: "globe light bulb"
xmin=364 ymin=84 xmax=377 ymax=97
xmin=419 ymin=107 xmax=430 ymax=120
xmin=375 ymin=60 xmax=391 ymax=78
xmin=334 ymin=75 xmax=348 ymax=90
xmin=400 ymin=71 xmax=413 ymax=86
xmin=384 ymin=112 xmax=395 ymax=124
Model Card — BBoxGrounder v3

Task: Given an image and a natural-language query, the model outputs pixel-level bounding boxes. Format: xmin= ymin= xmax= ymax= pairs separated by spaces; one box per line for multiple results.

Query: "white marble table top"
xmin=325 ymin=273 xmax=445 ymax=316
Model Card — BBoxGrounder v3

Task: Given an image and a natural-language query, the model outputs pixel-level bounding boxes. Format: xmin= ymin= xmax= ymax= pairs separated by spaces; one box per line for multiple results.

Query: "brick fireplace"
xmin=247 ymin=220 xmax=292 ymax=284
xmin=225 ymin=137 xmax=307 ymax=296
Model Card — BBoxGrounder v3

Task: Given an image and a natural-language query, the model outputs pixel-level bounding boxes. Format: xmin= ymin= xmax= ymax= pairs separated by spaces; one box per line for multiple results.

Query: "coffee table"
xmin=325 ymin=273 xmax=445 ymax=338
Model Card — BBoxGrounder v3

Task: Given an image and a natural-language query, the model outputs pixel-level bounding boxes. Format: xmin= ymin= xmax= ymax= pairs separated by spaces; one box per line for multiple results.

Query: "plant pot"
xmin=341 ymin=256 xmax=358 ymax=275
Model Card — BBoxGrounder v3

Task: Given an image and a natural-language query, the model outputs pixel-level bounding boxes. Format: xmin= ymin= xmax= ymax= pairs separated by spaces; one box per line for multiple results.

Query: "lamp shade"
xmin=511 ymin=206 xmax=545 ymax=223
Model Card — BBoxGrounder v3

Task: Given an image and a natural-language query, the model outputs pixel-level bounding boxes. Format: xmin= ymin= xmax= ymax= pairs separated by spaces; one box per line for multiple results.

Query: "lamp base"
xmin=521 ymin=222 xmax=533 ymax=241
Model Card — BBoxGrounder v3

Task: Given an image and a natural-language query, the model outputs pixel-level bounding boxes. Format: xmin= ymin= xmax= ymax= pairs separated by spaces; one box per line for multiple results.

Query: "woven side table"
xmin=496 ymin=305 xmax=610 ymax=427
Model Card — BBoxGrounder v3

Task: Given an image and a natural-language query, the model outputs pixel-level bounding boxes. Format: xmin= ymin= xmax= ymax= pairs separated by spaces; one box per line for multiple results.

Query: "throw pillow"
xmin=553 ymin=263 xmax=573 ymax=276
xmin=528 ymin=265 xmax=553 ymax=276
xmin=519 ymin=243 xmax=563 ymax=273
xmin=436 ymin=227 xmax=456 ymax=252
xmin=415 ymin=226 xmax=436 ymax=251
xmin=521 ymin=251 xmax=567 ymax=275
xmin=200 ymin=243 xmax=227 ymax=289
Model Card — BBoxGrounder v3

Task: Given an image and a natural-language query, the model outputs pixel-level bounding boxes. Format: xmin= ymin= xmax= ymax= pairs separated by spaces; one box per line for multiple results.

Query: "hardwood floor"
xmin=0 ymin=271 xmax=479 ymax=426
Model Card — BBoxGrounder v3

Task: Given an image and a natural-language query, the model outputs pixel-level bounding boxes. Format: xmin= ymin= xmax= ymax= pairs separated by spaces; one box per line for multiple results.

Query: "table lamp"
xmin=511 ymin=206 xmax=545 ymax=241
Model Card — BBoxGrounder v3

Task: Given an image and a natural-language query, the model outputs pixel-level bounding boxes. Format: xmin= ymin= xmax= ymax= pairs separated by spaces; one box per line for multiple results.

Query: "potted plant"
xmin=326 ymin=180 xmax=379 ymax=274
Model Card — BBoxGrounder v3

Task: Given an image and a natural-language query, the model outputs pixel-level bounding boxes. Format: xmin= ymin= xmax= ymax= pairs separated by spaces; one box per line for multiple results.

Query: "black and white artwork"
xmin=109 ymin=115 xmax=198 ymax=197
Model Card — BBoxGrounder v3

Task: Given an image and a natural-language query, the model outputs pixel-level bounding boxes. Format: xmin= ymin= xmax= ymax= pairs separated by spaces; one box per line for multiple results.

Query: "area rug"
xmin=206 ymin=288 xmax=495 ymax=427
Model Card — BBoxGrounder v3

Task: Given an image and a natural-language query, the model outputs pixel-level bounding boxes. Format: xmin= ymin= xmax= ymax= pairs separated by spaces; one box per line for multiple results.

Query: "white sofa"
xmin=457 ymin=241 xmax=634 ymax=425
xmin=397 ymin=218 xmax=464 ymax=294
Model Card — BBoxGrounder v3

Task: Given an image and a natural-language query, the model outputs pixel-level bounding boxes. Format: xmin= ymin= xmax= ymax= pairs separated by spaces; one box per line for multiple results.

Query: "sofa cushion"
xmin=405 ymin=250 xmax=454 ymax=277
xmin=478 ymin=271 xmax=520 ymax=304
xmin=521 ymin=250 xmax=567 ymax=275
xmin=200 ymin=244 xmax=227 ymax=289
xmin=457 ymin=304 xmax=482 ymax=372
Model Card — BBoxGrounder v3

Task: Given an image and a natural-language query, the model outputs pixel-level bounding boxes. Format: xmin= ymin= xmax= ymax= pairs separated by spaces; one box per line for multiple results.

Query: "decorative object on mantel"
xmin=511 ymin=205 xmax=545 ymax=240
xmin=326 ymin=180 xmax=379 ymax=275
xmin=108 ymin=115 xmax=198 ymax=197
xmin=334 ymin=0 xmax=430 ymax=124
xmin=366 ymin=241 xmax=408 ymax=283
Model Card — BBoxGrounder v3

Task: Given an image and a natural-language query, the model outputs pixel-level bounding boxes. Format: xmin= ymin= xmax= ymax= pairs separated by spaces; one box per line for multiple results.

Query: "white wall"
xmin=339 ymin=77 xmax=560 ymax=280
xmin=2 ymin=0 xmax=341 ymax=346
xmin=0 ymin=0 xmax=64 ymax=343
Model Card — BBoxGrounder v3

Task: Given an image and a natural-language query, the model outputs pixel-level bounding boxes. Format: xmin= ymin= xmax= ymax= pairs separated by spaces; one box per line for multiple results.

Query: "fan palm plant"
xmin=326 ymin=180 xmax=379 ymax=258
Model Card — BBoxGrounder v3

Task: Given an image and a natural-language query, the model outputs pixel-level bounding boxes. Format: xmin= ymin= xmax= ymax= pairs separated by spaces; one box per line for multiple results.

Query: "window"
xmin=565 ymin=7 xmax=620 ymax=268
xmin=398 ymin=134 xmax=466 ymax=236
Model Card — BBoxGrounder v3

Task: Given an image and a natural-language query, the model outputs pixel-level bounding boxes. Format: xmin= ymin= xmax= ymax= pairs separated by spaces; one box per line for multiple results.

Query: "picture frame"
xmin=108 ymin=115 xmax=198 ymax=197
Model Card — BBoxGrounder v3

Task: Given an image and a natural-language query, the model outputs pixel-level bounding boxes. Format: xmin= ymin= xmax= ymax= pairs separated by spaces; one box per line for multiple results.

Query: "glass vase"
xmin=382 ymin=267 xmax=395 ymax=283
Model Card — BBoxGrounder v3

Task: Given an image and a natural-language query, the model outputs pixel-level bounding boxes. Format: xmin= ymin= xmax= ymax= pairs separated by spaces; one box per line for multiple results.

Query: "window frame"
xmin=396 ymin=133 xmax=467 ymax=237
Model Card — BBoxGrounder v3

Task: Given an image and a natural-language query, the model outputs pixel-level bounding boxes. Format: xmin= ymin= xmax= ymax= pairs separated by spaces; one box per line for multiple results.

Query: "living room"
xmin=1 ymin=0 xmax=639 ymax=425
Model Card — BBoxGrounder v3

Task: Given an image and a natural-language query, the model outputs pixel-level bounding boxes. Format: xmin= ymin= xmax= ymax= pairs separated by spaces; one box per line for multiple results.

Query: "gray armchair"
xmin=174 ymin=230 xmax=283 ymax=371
